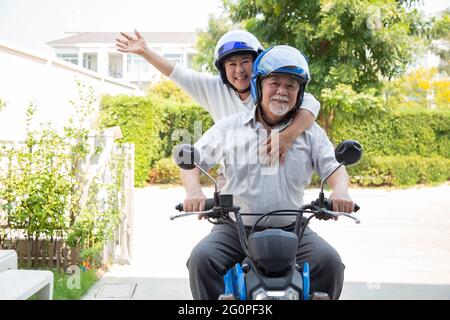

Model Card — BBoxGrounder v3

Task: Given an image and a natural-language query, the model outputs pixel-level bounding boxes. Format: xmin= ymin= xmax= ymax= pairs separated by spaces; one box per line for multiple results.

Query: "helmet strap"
xmin=236 ymin=86 xmax=251 ymax=94
xmin=226 ymin=81 xmax=250 ymax=94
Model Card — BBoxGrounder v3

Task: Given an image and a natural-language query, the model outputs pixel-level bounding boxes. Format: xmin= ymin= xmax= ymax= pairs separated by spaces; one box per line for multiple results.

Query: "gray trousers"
xmin=187 ymin=220 xmax=345 ymax=300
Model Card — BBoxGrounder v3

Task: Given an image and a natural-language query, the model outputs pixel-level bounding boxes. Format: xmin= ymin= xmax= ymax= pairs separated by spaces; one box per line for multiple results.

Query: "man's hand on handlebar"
xmin=329 ymin=190 xmax=354 ymax=215
xmin=184 ymin=189 xmax=207 ymax=219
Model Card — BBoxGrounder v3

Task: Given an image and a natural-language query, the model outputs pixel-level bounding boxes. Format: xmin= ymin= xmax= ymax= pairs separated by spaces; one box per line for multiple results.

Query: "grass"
xmin=53 ymin=268 xmax=99 ymax=300
xmin=28 ymin=268 xmax=99 ymax=300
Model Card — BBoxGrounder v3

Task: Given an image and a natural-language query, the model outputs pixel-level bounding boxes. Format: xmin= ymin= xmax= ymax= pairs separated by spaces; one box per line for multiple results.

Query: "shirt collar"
xmin=241 ymin=106 xmax=293 ymax=132
xmin=241 ymin=106 xmax=258 ymax=126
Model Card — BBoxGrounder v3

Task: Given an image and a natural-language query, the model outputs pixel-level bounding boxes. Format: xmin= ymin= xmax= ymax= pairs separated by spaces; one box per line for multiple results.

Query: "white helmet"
xmin=214 ymin=30 xmax=264 ymax=89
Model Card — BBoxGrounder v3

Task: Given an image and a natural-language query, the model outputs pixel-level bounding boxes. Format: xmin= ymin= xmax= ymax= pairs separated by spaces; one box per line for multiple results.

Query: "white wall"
xmin=0 ymin=41 xmax=143 ymax=142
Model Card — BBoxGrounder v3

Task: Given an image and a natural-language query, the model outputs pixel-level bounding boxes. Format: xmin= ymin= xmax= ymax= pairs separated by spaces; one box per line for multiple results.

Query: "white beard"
xmin=268 ymin=98 xmax=292 ymax=116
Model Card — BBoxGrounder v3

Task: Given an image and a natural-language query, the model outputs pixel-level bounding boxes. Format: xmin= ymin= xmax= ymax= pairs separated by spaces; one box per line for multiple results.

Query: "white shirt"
xmin=169 ymin=63 xmax=320 ymax=123
xmin=194 ymin=107 xmax=340 ymax=227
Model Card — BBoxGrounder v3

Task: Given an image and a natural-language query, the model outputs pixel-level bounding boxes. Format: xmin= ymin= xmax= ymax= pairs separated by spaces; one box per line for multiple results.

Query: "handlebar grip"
xmin=326 ymin=199 xmax=360 ymax=212
xmin=175 ymin=198 xmax=216 ymax=212
xmin=324 ymin=199 xmax=333 ymax=210
xmin=205 ymin=198 xmax=216 ymax=210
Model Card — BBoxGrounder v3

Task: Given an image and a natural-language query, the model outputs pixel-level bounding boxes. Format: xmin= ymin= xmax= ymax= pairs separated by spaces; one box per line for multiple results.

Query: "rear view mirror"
xmin=173 ymin=144 xmax=201 ymax=170
xmin=335 ymin=140 xmax=362 ymax=165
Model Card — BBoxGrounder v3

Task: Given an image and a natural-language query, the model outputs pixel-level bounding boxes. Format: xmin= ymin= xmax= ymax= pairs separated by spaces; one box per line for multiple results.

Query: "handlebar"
xmin=320 ymin=208 xmax=360 ymax=224
xmin=172 ymin=197 xmax=361 ymax=224
xmin=175 ymin=198 xmax=359 ymax=213
xmin=175 ymin=198 xmax=216 ymax=212
xmin=324 ymin=199 xmax=360 ymax=213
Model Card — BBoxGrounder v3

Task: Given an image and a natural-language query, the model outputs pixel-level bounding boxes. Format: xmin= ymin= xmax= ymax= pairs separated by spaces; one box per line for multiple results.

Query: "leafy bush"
xmin=329 ymin=109 xmax=450 ymax=158
xmin=147 ymin=157 xmax=219 ymax=185
xmin=0 ymin=104 xmax=85 ymax=239
xmin=383 ymin=68 xmax=450 ymax=110
xmin=100 ymin=94 xmax=213 ymax=186
xmin=100 ymin=93 xmax=449 ymax=188
xmin=100 ymin=94 xmax=164 ymax=187
xmin=148 ymin=80 xmax=193 ymax=103
xmin=1 ymin=82 xmax=125 ymax=266
xmin=147 ymin=158 xmax=180 ymax=184
xmin=158 ymin=101 xmax=214 ymax=158
xmin=319 ymin=84 xmax=385 ymax=132
xmin=348 ymin=155 xmax=450 ymax=187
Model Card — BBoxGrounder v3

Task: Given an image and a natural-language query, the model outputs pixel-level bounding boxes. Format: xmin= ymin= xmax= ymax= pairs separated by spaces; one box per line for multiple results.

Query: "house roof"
xmin=47 ymin=32 xmax=198 ymax=46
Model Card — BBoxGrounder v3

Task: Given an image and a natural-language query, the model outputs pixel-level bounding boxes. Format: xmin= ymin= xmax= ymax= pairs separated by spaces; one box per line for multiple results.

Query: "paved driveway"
xmin=84 ymin=183 xmax=450 ymax=300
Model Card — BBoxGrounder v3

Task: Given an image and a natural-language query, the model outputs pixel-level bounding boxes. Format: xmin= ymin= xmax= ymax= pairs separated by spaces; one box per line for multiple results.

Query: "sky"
xmin=0 ymin=0 xmax=448 ymax=56
xmin=0 ymin=0 xmax=225 ymax=54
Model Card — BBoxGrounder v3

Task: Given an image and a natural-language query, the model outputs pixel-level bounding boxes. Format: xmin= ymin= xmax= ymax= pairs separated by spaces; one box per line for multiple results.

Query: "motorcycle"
xmin=170 ymin=140 xmax=363 ymax=300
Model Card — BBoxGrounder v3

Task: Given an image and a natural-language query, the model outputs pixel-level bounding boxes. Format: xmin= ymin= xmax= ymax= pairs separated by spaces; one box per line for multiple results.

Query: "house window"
xmin=127 ymin=54 xmax=149 ymax=72
xmin=83 ymin=53 xmax=98 ymax=72
xmin=56 ymin=53 xmax=78 ymax=65
xmin=163 ymin=53 xmax=184 ymax=65
xmin=109 ymin=53 xmax=123 ymax=78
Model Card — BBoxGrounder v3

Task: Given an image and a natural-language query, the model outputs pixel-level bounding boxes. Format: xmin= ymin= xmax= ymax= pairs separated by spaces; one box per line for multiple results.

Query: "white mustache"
xmin=270 ymin=95 xmax=290 ymax=103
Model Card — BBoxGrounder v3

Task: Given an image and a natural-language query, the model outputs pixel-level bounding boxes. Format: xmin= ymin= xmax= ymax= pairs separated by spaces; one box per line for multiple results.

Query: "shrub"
xmin=1 ymin=86 xmax=125 ymax=266
xmin=158 ymin=101 xmax=214 ymax=158
xmin=100 ymin=93 xmax=449 ymax=188
xmin=348 ymin=155 xmax=450 ymax=187
xmin=329 ymin=109 xmax=450 ymax=158
xmin=148 ymin=155 xmax=449 ymax=189
xmin=147 ymin=158 xmax=180 ymax=184
xmin=99 ymin=94 xmax=214 ymax=187
xmin=147 ymin=157 xmax=219 ymax=186
xmin=383 ymin=67 xmax=450 ymax=110
xmin=148 ymin=80 xmax=193 ymax=103
xmin=100 ymin=94 xmax=164 ymax=187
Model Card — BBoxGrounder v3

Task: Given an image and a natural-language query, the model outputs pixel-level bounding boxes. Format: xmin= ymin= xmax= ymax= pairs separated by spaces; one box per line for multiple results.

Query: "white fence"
xmin=82 ymin=128 xmax=135 ymax=265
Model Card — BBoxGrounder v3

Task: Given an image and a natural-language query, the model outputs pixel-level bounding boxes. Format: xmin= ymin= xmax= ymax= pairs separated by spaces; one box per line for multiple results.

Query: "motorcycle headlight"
xmin=252 ymin=287 xmax=299 ymax=300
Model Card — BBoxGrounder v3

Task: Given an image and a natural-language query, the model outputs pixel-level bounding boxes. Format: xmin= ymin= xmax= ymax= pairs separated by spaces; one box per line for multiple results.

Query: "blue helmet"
xmin=251 ymin=45 xmax=310 ymax=115
xmin=214 ymin=30 xmax=264 ymax=90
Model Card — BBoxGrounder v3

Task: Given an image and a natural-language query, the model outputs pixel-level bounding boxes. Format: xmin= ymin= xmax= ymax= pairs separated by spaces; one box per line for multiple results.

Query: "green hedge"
xmin=100 ymin=95 xmax=164 ymax=187
xmin=157 ymin=99 xmax=214 ymax=159
xmin=329 ymin=109 xmax=450 ymax=158
xmin=100 ymin=95 xmax=213 ymax=187
xmin=147 ymin=158 xmax=180 ymax=184
xmin=148 ymin=155 xmax=449 ymax=188
xmin=347 ymin=155 xmax=450 ymax=187
xmin=100 ymin=95 xmax=449 ymax=187
xmin=147 ymin=157 xmax=219 ymax=185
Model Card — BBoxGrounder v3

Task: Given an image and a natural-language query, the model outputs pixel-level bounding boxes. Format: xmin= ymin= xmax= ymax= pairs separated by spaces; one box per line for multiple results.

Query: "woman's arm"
xmin=262 ymin=108 xmax=315 ymax=165
xmin=116 ymin=30 xmax=175 ymax=77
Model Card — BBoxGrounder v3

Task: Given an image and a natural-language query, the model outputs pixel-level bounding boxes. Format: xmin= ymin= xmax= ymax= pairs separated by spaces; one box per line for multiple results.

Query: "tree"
xmin=224 ymin=0 xmax=431 ymax=130
xmin=148 ymin=79 xmax=193 ymax=103
xmin=383 ymin=67 xmax=450 ymax=110
xmin=431 ymin=8 xmax=450 ymax=75
xmin=192 ymin=14 xmax=233 ymax=73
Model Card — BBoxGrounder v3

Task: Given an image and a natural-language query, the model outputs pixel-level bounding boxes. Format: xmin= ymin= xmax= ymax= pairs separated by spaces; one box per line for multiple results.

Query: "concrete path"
xmin=83 ymin=183 xmax=450 ymax=300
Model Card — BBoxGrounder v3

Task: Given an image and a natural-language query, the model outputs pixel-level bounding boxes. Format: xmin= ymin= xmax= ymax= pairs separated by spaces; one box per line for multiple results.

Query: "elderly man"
xmin=180 ymin=45 xmax=355 ymax=300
